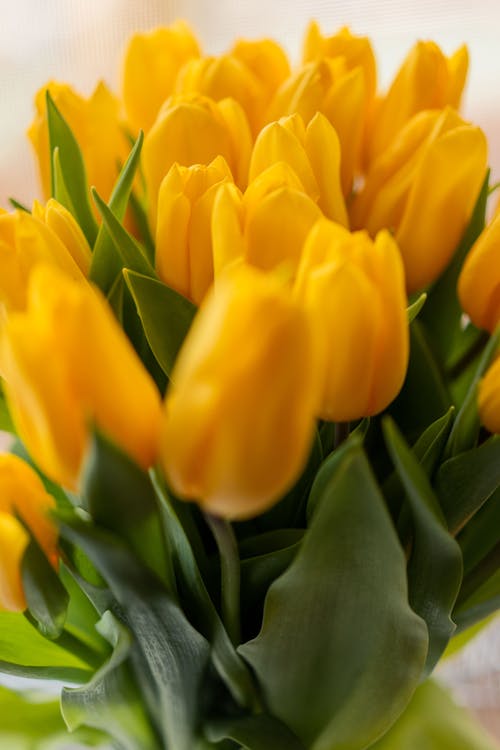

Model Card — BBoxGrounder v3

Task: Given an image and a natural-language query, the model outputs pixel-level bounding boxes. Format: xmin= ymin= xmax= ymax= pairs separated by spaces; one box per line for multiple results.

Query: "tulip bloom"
xmin=143 ymin=94 xmax=252 ymax=228
xmin=294 ymin=219 xmax=409 ymax=422
xmin=478 ymin=357 xmax=500 ymax=435
xmin=0 ymin=454 xmax=58 ymax=612
xmin=249 ymin=112 xmax=347 ymax=226
xmin=160 ymin=265 xmax=318 ymax=519
xmin=458 ymin=213 xmax=500 ymax=332
xmin=230 ymin=38 xmax=290 ymax=102
xmin=0 ymin=209 xmax=86 ymax=311
xmin=32 ymin=199 xmax=92 ymax=276
xmin=366 ymin=41 xmax=468 ymax=165
xmin=350 ymin=107 xmax=487 ymax=293
xmin=0 ymin=266 xmax=162 ymax=490
xmin=122 ymin=21 xmax=201 ymax=134
xmin=155 ymin=156 xmax=233 ymax=304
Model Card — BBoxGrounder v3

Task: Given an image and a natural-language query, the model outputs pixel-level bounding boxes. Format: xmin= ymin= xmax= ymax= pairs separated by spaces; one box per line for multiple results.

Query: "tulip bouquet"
xmin=1 ymin=18 xmax=500 ymax=750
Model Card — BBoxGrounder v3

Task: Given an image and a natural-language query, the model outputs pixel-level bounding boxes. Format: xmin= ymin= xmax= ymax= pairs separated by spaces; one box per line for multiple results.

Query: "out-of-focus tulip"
xmin=0 ymin=454 xmax=58 ymax=612
xmin=155 ymin=156 xmax=233 ymax=304
xmin=212 ymin=162 xmax=321 ymax=277
xmin=160 ymin=265 xmax=318 ymax=519
xmin=0 ymin=266 xmax=162 ymax=490
xmin=267 ymin=58 xmax=366 ymax=195
xmin=294 ymin=219 xmax=409 ymax=422
xmin=351 ymin=107 xmax=487 ymax=293
xmin=231 ymin=38 xmax=291 ymax=101
xmin=0 ymin=209 xmax=86 ymax=311
xmin=249 ymin=112 xmax=348 ymax=226
xmin=478 ymin=356 xmax=500 ymax=435
xmin=32 ymin=199 xmax=91 ymax=276
xmin=366 ymin=40 xmax=468 ymax=165
xmin=122 ymin=21 xmax=201 ymax=134
xmin=458 ymin=212 xmax=500 ymax=332
xmin=29 ymin=81 xmax=130 ymax=205
xmin=143 ymin=94 xmax=252 ymax=228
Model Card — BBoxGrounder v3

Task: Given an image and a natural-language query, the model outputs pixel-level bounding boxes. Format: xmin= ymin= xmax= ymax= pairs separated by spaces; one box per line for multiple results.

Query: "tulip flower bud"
xmin=458 ymin=213 xmax=500 ymax=332
xmin=0 ymin=210 xmax=86 ymax=311
xmin=155 ymin=156 xmax=233 ymax=304
xmin=230 ymin=38 xmax=290 ymax=101
xmin=294 ymin=219 xmax=409 ymax=422
xmin=212 ymin=162 xmax=321 ymax=277
xmin=351 ymin=107 xmax=487 ymax=293
xmin=32 ymin=199 xmax=92 ymax=276
xmin=0 ymin=454 xmax=58 ymax=612
xmin=122 ymin=21 xmax=201 ymax=134
xmin=143 ymin=94 xmax=252 ymax=228
xmin=0 ymin=266 xmax=162 ymax=490
xmin=478 ymin=356 xmax=500 ymax=435
xmin=160 ymin=265 xmax=318 ymax=519
xmin=249 ymin=112 xmax=348 ymax=226
xmin=366 ymin=40 xmax=468 ymax=165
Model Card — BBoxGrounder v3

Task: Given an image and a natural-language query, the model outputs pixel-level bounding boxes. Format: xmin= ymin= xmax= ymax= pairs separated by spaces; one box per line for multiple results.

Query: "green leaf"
xmin=52 ymin=147 xmax=77 ymax=215
xmin=46 ymin=91 xmax=98 ymax=245
xmin=90 ymin=131 xmax=145 ymax=293
xmin=124 ymin=269 xmax=197 ymax=377
xmin=407 ymin=293 xmax=427 ymax=323
xmin=62 ymin=610 xmax=160 ymax=750
xmin=382 ymin=418 xmax=462 ymax=675
xmin=306 ymin=432 xmax=363 ymax=521
xmin=205 ymin=714 xmax=306 ymax=749
xmin=239 ymin=445 xmax=428 ymax=750
xmin=459 ymin=485 xmax=500 ymax=573
xmin=454 ymin=567 xmax=500 ymax=632
xmin=0 ymin=387 xmax=15 ymax=434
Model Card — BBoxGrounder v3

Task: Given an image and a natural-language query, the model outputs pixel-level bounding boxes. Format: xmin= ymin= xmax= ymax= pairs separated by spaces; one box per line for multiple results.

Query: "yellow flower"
xmin=350 ymin=107 xmax=487 ymax=293
xmin=29 ymin=81 xmax=130 ymax=204
xmin=32 ymin=199 xmax=91 ymax=276
xmin=478 ymin=356 xmax=500 ymax=435
xmin=0 ymin=209 xmax=86 ymax=311
xmin=249 ymin=112 xmax=348 ymax=226
xmin=0 ymin=266 xmax=162 ymax=490
xmin=366 ymin=40 xmax=468 ymax=165
xmin=155 ymin=156 xmax=233 ymax=305
xmin=160 ymin=265 xmax=317 ymax=519
xmin=230 ymin=37 xmax=290 ymax=100
xmin=294 ymin=219 xmax=409 ymax=422
xmin=458 ymin=212 xmax=500 ymax=332
xmin=122 ymin=21 xmax=201 ymax=134
xmin=0 ymin=454 xmax=58 ymax=613
xmin=212 ymin=162 xmax=321 ymax=277
xmin=143 ymin=94 xmax=252 ymax=229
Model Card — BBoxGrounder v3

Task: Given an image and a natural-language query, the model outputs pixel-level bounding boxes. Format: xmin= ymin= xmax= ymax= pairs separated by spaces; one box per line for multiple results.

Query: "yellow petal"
xmin=458 ymin=213 xmax=500 ymax=332
xmin=0 ymin=513 xmax=28 ymax=613
xmin=211 ymin=183 xmax=246 ymax=276
xmin=305 ymin=113 xmax=348 ymax=225
xmin=33 ymin=199 xmax=91 ymax=276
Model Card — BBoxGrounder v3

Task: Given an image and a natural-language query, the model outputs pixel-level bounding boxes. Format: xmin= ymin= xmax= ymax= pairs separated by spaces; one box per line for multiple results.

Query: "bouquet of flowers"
xmin=1 ymin=18 xmax=500 ymax=750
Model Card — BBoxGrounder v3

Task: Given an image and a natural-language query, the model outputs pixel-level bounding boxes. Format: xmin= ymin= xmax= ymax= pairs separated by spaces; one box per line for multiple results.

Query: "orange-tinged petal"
xmin=0 ymin=514 xmax=28 ymax=612
xmin=32 ymin=199 xmax=91 ymax=276
xmin=458 ymin=213 xmax=500 ymax=332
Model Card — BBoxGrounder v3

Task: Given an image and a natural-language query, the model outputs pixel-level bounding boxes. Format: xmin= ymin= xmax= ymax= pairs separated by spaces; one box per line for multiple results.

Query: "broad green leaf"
xmin=59 ymin=563 xmax=109 ymax=658
xmin=459 ymin=486 xmax=500 ymax=573
xmin=129 ymin=190 xmax=155 ymax=262
xmin=370 ymin=679 xmax=499 ymax=750
xmin=306 ymin=432 xmax=363 ymax=521
xmin=90 ymin=132 xmax=144 ymax=293
xmin=454 ymin=567 xmax=500 ymax=632
xmin=383 ymin=418 xmax=462 ymax=675
xmin=124 ymin=269 xmax=197 ymax=377
xmin=407 ymin=293 xmax=426 ymax=323
xmin=46 ymin=91 xmax=98 ymax=245
xmin=62 ymin=610 xmax=159 ymax=750
xmin=205 ymin=714 xmax=306 ymax=749
xmin=21 ymin=533 xmax=69 ymax=640
xmin=239 ymin=445 xmax=428 ymax=750
xmin=52 ymin=148 xmax=77 ymax=216
xmin=444 ymin=611 xmax=497 ymax=658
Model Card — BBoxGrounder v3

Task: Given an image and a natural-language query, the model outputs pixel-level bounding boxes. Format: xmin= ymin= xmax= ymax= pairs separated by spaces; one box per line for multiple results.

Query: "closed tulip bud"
xmin=458 ymin=212 xmax=500 ymax=332
xmin=0 ymin=210 xmax=86 ymax=311
xmin=143 ymin=94 xmax=252 ymax=228
xmin=366 ymin=40 xmax=468 ymax=165
xmin=160 ymin=265 xmax=318 ymax=519
xmin=230 ymin=38 xmax=290 ymax=101
xmin=29 ymin=81 xmax=129 ymax=204
xmin=351 ymin=107 xmax=487 ymax=293
xmin=212 ymin=162 xmax=321 ymax=277
xmin=267 ymin=59 xmax=366 ymax=195
xmin=122 ymin=21 xmax=201 ymax=134
xmin=0 ymin=266 xmax=162 ymax=490
xmin=0 ymin=454 xmax=58 ymax=612
xmin=156 ymin=156 xmax=233 ymax=304
xmin=249 ymin=112 xmax=348 ymax=226
xmin=294 ymin=219 xmax=409 ymax=422
xmin=32 ymin=199 xmax=91 ymax=276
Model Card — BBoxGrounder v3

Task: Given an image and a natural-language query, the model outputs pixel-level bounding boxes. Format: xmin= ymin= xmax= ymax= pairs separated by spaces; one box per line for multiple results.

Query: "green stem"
xmin=205 ymin=513 xmax=241 ymax=645
xmin=333 ymin=422 xmax=350 ymax=449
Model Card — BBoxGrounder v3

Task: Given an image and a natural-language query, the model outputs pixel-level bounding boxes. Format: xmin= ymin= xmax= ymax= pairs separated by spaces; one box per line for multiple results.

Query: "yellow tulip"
xmin=249 ymin=112 xmax=348 ymax=226
xmin=0 ymin=209 xmax=86 ymax=311
xmin=0 ymin=454 xmax=58 ymax=612
xmin=122 ymin=21 xmax=201 ymax=134
xmin=29 ymin=81 xmax=130 ymax=204
xmin=294 ymin=219 xmax=409 ymax=422
xmin=458 ymin=212 xmax=500 ymax=332
xmin=155 ymin=156 xmax=233 ymax=304
xmin=0 ymin=266 xmax=162 ymax=490
xmin=366 ymin=40 xmax=468 ymax=165
xmin=350 ymin=107 xmax=487 ymax=293
xmin=160 ymin=265 xmax=318 ymax=519
xmin=212 ymin=162 xmax=321 ymax=277
xmin=32 ymin=199 xmax=91 ymax=276
xmin=267 ymin=58 xmax=366 ymax=195
xmin=143 ymin=94 xmax=252 ymax=228
xmin=478 ymin=356 xmax=500 ymax=435
xmin=230 ymin=38 xmax=290 ymax=100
